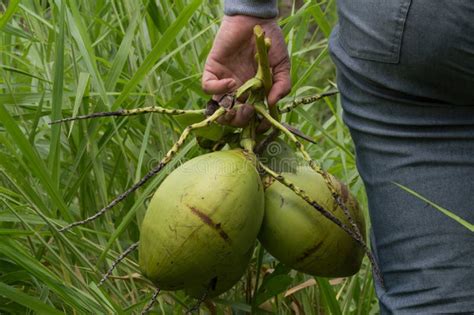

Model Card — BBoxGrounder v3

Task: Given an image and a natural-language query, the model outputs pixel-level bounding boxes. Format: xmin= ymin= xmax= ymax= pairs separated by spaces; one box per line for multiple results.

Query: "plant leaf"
xmin=395 ymin=183 xmax=474 ymax=232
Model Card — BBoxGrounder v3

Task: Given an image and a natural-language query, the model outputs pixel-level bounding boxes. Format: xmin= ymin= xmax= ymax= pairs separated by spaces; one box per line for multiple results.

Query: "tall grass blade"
xmin=0 ymin=282 xmax=64 ymax=315
xmin=0 ymin=0 xmax=20 ymax=29
xmin=112 ymin=0 xmax=203 ymax=109
xmin=48 ymin=0 xmax=66 ymax=188
xmin=395 ymin=183 xmax=474 ymax=232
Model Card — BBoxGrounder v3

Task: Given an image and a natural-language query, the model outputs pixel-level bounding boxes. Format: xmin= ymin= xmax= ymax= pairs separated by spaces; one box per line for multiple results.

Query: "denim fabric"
xmin=330 ymin=0 xmax=474 ymax=313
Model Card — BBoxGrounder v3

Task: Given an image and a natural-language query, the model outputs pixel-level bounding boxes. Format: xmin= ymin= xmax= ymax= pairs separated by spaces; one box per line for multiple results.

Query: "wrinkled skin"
xmin=202 ymin=15 xmax=291 ymax=128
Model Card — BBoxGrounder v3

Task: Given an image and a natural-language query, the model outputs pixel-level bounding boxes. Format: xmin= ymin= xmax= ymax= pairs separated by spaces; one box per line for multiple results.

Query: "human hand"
xmin=202 ymin=15 xmax=291 ymax=128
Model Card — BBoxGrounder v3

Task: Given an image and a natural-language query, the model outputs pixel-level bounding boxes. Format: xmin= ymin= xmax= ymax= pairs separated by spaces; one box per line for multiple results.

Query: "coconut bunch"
xmin=53 ymin=26 xmax=379 ymax=313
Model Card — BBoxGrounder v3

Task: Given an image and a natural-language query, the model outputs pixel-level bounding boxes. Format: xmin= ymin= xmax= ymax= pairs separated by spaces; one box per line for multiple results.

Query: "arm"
xmin=202 ymin=0 xmax=290 ymax=127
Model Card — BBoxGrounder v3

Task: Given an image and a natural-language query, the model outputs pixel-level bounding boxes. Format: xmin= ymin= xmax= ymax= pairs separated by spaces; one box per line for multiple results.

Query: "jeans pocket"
xmin=338 ymin=0 xmax=412 ymax=64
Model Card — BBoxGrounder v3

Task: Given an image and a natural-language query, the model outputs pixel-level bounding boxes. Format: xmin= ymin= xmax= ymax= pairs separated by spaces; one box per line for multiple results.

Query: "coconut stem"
xmin=49 ymin=90 xmax=337 ymax=126
xmin=254 ymin=25 xmax=272 ymax=95
xmin=59 ymin=108 xmax=226 ymax=232
xmin=186 ymin=278 xmax=216 ymax=314
xmin=278 ymin=90 xmax=339 ymax=114
xmin=240 ymin=93 xmax=259 ymax=151
xmin=98 ymin=242 xmax=139 ymax=286
xmin=253 ymin=25 xmax=279 ymax=121
xmin=241 ymin=117 xmax=257 ymax=152
xmin=49 ymin=107 xmax=205 ymax=124
xmin=141 ymin=288 xmax=161 ymax=315
xmin=258 ymin=161 xmax=385 ymax=287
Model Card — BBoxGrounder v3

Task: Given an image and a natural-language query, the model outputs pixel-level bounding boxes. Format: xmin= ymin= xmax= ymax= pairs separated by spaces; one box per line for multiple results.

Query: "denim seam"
xmin=392 ymin=0 xmax=413 ymax=60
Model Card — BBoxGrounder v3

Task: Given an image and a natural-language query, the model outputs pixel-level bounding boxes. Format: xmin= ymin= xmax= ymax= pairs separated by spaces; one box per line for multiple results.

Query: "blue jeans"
xmin=329 ymin=0 xmax=474 ymax=313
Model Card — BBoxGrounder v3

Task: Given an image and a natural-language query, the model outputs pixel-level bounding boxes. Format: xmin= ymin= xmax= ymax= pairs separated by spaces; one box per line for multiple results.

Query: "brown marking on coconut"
xmin=296 ymin=240 xmax=324 ymax=263
xmin=339 ymin=181 xmax=350 ymax=203
xmin=188 ymin=205 xmax=231 ymax=243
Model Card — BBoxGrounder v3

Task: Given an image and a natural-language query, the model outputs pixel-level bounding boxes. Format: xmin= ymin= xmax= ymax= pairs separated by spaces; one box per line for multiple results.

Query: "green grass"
xmin=0 ymin=0 xmax=379 ymax=313
xmin=395 ymin=183 xmax=474 ymax=233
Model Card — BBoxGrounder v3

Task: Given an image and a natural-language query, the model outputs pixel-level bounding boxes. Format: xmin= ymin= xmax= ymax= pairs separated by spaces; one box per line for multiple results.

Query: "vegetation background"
xmin=0 ymin=0 xmax=380 ymax=313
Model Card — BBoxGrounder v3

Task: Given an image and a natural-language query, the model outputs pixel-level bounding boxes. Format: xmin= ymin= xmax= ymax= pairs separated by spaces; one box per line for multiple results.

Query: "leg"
xmin=349 ymin=122 xmax=474 ymax=314
xmin=329 ymin=0 xmax=474 ymax=313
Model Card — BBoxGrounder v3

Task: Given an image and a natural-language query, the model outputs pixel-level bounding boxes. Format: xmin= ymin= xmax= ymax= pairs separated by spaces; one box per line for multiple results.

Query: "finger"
xmin=256 ymin=119 xmax=271 ymax=134
xmin=268 ymin=59 xmax=291 ymax=107
xmin=202 ymin=72 xmax=236 ymax=95
xmin=218 ymin=104 xmax=255 ymax=128
xmin=229 ymin=104 xmax=255 ymax=127
xmin=217 ymin=109 xmax=236 ymax=125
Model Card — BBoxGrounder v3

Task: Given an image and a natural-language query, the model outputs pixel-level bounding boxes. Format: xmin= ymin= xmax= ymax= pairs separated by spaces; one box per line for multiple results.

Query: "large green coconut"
xmin=259 ymin=166 xmax=366 ymax=277
xmin=139 ymin=149 xmax=264 ymax=297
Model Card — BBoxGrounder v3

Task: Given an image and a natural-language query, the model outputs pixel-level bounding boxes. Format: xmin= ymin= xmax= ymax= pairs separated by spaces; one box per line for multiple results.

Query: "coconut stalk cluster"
xmin=53 ymin=26 xmax=381 ymax=313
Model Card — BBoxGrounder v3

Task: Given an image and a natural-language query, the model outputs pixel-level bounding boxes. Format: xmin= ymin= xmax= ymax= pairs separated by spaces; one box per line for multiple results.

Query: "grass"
xmin=0 ymin=0 xmax=379 ymax=313
xmin=395 ymin=183 xmax=474 ymax=233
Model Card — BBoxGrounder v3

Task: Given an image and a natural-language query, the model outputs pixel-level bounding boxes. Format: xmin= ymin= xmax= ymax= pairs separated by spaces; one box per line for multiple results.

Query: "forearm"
xmin=224 ymin=0 xmax=278 ymax=18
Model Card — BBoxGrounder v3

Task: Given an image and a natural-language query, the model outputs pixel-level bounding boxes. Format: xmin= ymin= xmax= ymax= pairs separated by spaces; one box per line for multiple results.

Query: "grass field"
xmin=0 ymin=0 xmax=380 ymax=313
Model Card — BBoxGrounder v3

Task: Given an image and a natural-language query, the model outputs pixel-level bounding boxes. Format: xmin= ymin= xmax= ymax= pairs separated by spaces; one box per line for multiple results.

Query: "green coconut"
xmin=139 ymin=149 xmax=264 ymax=297
xmin=259 ymin=166 xmax=366 ymax=277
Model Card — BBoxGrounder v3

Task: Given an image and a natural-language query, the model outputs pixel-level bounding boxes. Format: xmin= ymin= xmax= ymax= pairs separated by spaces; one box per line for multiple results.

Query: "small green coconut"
xmin=139 ymin=149 xmax=264 ymax=297
xmin=259 ymin=166 xmax=366 ymax=277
